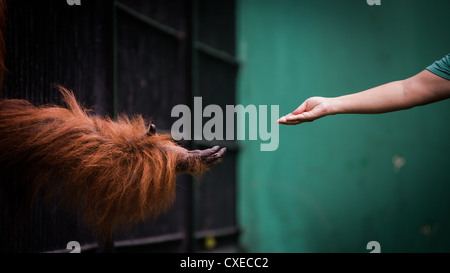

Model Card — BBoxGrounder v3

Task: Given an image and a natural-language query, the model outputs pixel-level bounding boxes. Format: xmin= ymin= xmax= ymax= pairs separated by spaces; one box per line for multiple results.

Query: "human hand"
xmin=277 ymin=96 xmax=334 ymax=125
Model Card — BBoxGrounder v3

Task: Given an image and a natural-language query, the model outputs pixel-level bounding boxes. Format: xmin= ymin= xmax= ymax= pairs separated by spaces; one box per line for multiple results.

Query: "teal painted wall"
xmin=236 ymin=0 xmax=450 ymax=252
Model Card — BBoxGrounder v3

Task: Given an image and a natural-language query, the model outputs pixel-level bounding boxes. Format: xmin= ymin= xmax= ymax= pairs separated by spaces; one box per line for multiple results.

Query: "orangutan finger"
xmin=204 ymin=147 xmax=226 ymax=165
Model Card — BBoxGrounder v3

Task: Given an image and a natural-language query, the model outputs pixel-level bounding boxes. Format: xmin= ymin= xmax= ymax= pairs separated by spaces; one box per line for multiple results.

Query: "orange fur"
xmin=0 ymin=87 xmax=225 ymax=242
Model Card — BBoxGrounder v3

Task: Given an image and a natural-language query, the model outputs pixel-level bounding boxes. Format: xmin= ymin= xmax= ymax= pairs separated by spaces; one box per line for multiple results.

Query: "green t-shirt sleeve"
xmin=426 ymin=53 xmax=450 ymax=80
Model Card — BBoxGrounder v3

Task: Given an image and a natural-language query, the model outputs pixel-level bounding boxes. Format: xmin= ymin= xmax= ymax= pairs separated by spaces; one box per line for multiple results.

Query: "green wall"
xmin=237 ymin=0 xmax=450 ymax=252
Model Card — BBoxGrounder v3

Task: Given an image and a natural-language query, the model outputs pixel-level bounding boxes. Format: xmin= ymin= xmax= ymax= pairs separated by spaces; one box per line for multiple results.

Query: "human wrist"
xmin=327 ymin=97 xmax=344 ymax=115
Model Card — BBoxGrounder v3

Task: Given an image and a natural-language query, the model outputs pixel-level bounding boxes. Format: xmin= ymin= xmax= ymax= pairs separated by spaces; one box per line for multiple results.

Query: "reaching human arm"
xmin=277 ymin=69 xmax=450 ymax=125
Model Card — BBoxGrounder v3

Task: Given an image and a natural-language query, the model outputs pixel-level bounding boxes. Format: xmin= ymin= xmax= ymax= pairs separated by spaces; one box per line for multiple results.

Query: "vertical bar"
xmin=191 ymin=0 xmax=200 ymax=100
xmin=96 ymin=0 xmax=119 ymax=253
xmin=112 ymin=0 xmax=119 ymax=118
xmin=185 ymin=0 xmax=200 ymax=253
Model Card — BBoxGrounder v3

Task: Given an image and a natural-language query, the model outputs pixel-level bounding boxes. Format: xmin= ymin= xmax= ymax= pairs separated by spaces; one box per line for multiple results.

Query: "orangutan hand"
xmin=175 ymin=145 xmax=226 ymax=174
xmin=188 ymin=146 xmax=227 ymax=166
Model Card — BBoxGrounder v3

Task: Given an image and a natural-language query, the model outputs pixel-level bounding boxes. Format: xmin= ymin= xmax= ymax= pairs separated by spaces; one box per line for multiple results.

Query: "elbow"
xmin=400 ymin=76 xmax=429 ymax=109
